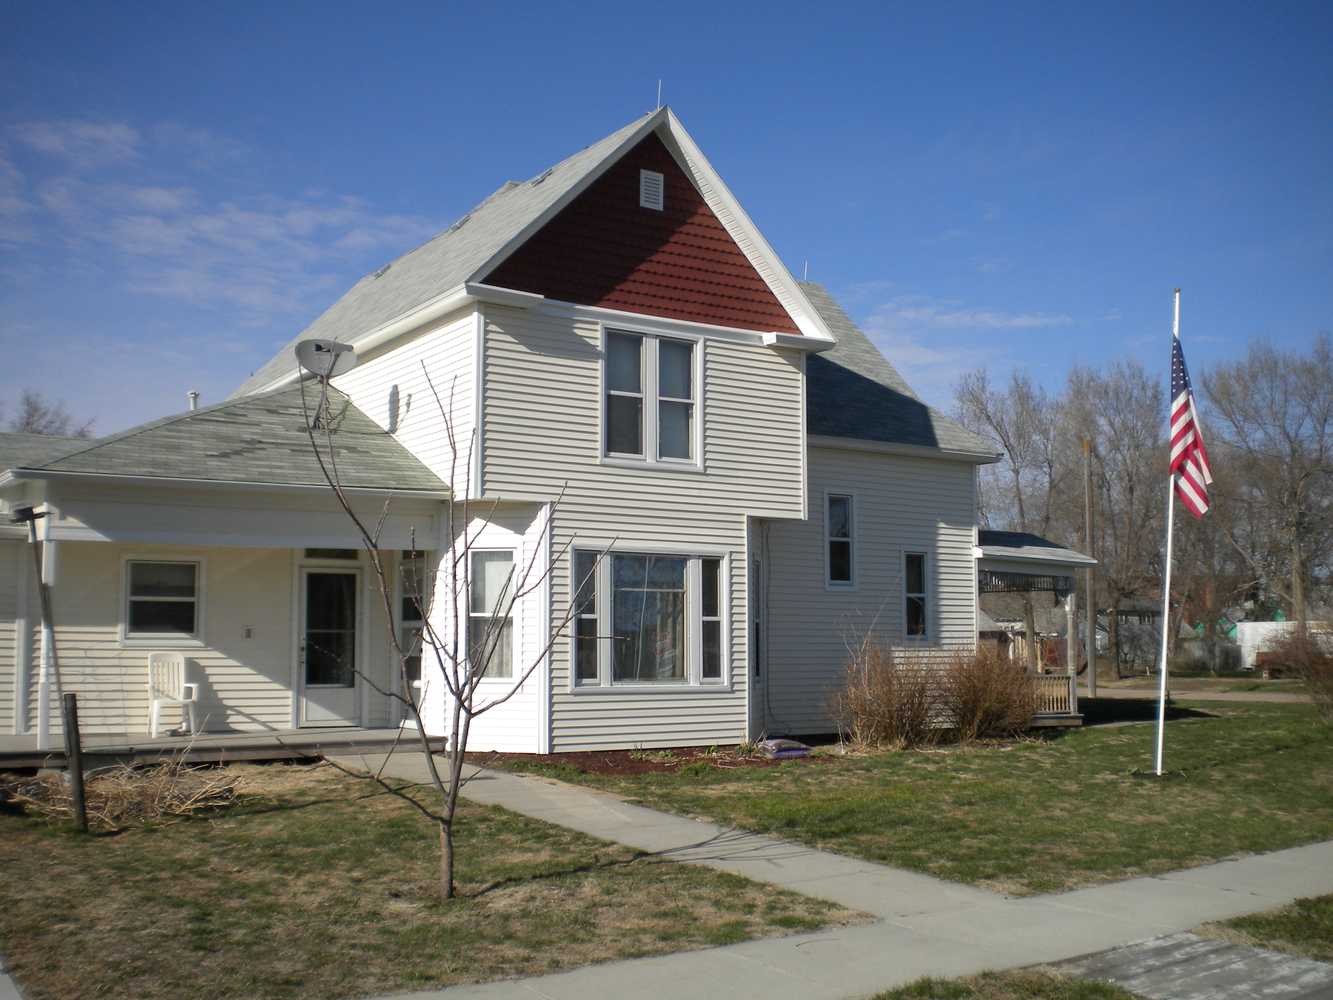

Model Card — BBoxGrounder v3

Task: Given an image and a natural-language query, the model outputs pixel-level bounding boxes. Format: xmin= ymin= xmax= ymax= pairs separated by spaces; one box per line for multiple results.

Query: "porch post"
xmin=34 ymin=527 xmax=60 ymax=751
xmin=1065 ymin=589 xmax=1078 ymax=715
xmin=14 ymin=539 xmax=30 ymax=736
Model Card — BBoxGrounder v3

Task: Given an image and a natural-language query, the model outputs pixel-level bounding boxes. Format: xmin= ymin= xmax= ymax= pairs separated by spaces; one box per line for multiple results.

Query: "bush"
xmin=1267 ymin=627 xmax=1333 ymax=722
xmin=939 ymin=647 xmax=1039 ymax=742
xmin=830 ymin=636 xmax=939 ymax=749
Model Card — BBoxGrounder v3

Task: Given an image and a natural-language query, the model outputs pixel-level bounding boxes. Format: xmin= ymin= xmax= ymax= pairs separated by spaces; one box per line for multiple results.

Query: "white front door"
xmin=299 ymin=569 xmax=361 ymax=727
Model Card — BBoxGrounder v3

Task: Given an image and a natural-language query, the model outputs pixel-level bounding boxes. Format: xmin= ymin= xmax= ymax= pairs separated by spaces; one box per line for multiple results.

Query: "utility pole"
xmin=1083 ymin=438 xmax=1097 ymax=698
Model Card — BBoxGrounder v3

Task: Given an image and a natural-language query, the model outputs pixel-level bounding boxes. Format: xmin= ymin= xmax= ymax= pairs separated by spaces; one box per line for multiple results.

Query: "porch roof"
xmin=977 ymin=530 xmax=1096 ymax=569
xmin=1 ymin=385 xmax=448 ymax=496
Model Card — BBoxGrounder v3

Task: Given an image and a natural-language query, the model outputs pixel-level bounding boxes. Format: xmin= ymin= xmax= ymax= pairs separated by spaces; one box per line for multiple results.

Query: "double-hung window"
xmin=468 ymin=551 xmax=515 ymax=680
xmin=573 ymin=550 xmax=725 ymax=687
xmin=399 ymin=552 xmax=427 ymax=700
xmin=826 ymin=494 xmax=854 ymax=586
xmin=126 ymin=561 xmax=199 ymax=637
xmin=604 ymin=330 xmax=698 ymax=465
xmin=905 ymin=552 xmax=928 ymax=639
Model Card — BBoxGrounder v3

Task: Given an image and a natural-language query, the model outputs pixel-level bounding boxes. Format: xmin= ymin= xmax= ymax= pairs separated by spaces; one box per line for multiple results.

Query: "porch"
xmin=977 ymin=530 xmax=1097 ymax=727
xmin=0 ymin=725 xmax=446 ymax=770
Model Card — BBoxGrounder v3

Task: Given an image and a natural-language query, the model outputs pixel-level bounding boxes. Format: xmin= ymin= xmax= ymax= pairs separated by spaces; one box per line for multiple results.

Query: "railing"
xmin=1031 ymin=673 xmax=1078 ymax=716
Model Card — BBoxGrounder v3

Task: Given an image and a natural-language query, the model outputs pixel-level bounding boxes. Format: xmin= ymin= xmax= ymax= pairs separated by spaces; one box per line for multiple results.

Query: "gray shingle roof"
xmin=978 ymin=530 xmax=1096 ymax=567
xmin=234 ymin=110 xmax=661 ymax=396
xmin=800 ymin=281 xmax=999 ymax=458
xmin=0 ymin=431 xmax=86 ymax=471
xmin=22 ymin=385 xmax=447 ymax=493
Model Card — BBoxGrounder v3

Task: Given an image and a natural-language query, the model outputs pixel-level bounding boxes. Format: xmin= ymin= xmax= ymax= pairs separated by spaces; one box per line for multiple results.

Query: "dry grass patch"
xmin=875 ymin=969 xmax=1139 ymax=999
xmin=0 ymin=761 xmax=858 ymax=1000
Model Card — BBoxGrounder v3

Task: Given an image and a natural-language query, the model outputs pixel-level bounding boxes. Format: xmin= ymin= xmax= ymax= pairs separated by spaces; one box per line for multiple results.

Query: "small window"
xmin=605 ymin=332 xmax=644 ymax=457
xmin=469 ymin=551 xmax=515 ymax=679
xmin=573 ymin=551 xmax=600 ymax=683
xmin=701 ymin=557 xmax=722 ymax=681
xmin=639 ymin=169 xmax=664 ymax=210
xmin=827 ymin=495 xmax=853 ymax=586
xmin=905 ymin=553 xmax=928 ymax=638
xmin=127 ymin=561 xmax=199 ymax=636
xmin=399 ymin=552 xmax=427 ymax=698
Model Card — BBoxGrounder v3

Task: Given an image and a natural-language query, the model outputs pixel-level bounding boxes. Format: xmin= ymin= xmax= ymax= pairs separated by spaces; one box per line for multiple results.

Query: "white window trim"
xmin=599 ymin=324 xmax=704 ymax=470
xmin=119 ymin=555 xmax=206 ymax=648
xmin=569 ymin=546 xmax=731 ymax=693
xmin=903 ymin=550 xmax=930 ymax=642
xmin=467 ymin=547 xmax=518 ymax=684
xmin=824 ymin=491 xmax=856 ymax=590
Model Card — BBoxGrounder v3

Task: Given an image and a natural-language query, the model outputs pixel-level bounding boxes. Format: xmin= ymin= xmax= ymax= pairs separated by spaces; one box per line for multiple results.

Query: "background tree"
xmin=4 ymin=389 xmax=94 ymax=437
xmin=1202 ymin=334 xmax=1333 ymax=624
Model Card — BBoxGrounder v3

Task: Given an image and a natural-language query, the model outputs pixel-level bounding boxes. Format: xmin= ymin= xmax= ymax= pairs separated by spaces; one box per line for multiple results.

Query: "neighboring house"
xmin=0 ymin=107 xmax=1007 ymax=754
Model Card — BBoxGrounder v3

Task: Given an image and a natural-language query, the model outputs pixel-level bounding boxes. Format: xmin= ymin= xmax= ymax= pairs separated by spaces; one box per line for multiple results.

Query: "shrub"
xmin=830 ymin=635 xmax=939 ymax=749
xmin=938 ymin=647 xmax=1039 ymax=742
xmin=1267 ymin=626 xmax=1333 ymax=722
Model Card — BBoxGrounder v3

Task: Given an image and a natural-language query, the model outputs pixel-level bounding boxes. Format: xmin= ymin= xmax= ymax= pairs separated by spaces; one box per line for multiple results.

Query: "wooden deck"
xmin=0 ymin=727 xmax=447 ymax=770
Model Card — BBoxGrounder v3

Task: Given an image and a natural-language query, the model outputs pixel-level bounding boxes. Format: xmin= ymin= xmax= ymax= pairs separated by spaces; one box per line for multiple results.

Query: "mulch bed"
xmin=467 ymin=744 xmax=836 ymax=776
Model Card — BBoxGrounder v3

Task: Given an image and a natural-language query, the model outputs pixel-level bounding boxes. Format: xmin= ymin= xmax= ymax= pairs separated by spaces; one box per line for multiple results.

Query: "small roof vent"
xmin=639 ymin=169 xmax=664 ymax=211
xmin=371 ymin=262 xmax=392 ymax=279
xmin=448 ymin=213 xmax=470 ymax=233
xmin=531 ymin=167 xmax=553 ymax=186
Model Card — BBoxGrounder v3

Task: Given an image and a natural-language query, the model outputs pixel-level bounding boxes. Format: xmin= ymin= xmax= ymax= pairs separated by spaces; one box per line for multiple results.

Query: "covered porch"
xmin=976 ymin=530 xmax=1097 ymax=726
xmin=0 ymin=385 xmax=450 ymax=755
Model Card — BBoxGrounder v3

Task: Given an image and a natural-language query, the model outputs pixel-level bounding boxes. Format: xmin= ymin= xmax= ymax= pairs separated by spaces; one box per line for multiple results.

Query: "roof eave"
xmin=2 ymin=468 xmax=451 ymax=500
xmin=807 ymin=433 xmax=1003 ymax=465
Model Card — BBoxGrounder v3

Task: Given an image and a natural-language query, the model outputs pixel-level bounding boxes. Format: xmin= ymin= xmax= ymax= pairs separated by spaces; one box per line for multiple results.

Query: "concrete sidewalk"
xmin=338 ymin=754 xmax=1333 ymax=1000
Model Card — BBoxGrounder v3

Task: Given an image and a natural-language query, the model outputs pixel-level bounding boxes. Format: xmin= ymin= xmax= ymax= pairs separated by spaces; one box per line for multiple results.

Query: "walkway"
xmin=337 ymin=753 xmax=1333 ymax=1000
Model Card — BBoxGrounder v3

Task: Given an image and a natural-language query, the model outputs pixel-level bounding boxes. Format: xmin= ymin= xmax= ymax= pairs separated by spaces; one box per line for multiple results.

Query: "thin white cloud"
xmin=869 ymin=295 xmax=1072 ymax=331
xmin=11 ymin=120 xmax=141 ymax=168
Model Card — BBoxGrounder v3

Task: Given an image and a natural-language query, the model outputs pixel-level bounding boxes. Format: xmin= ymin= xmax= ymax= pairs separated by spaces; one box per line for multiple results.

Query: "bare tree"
xmin=5 ymin=389 xmax=94 ymax=437
xmin=956 ymin=368 xmax=1064 ymax=667
xmin=1202 ymin=335 xmax=1333 ymax=624
xmin=298 ymin=367 xmax=594 ymax=900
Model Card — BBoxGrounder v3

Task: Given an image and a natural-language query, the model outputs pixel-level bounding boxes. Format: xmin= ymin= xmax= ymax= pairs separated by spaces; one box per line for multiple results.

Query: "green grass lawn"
xmin=0 ymin=762 xmax=857 ymax=1000
xmin=874 ymin=970 xmax=1138 ymax=999
xmin=1198 ymin=893 xmax=1333 ymax=962
xmin=497 ymin=701 xmax=1333 ymax=895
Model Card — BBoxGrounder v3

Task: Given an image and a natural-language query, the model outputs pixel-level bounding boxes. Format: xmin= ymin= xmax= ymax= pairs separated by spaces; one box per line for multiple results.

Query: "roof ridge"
xmin=41 ymin=382 xmax=339 ymax=470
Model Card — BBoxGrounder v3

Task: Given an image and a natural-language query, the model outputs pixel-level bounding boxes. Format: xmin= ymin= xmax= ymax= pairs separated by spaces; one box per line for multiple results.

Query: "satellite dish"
xmin=295 ymin=339 xmax=359 ymax=379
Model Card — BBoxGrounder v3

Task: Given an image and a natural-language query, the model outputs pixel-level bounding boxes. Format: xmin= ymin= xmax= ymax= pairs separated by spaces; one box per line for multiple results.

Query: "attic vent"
xmin=448 ymin=213 xmax=470 ymax=233
xmin=531 ymin=167 xmax=553 ymax=186
xmin=372 ymin=263 xmax=392 ymax=279
xmin=639 ymin=169 xmax=664 ymax=211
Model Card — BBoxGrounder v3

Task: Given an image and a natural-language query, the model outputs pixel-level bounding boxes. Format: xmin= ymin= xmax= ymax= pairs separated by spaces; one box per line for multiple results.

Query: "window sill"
xmin=119 ymin=635 xmax=205 ymax=649
xmin=598 ymin=457 xmax=706 ymax=475
xmin=570 ymin=682 xmax=733 ymax=695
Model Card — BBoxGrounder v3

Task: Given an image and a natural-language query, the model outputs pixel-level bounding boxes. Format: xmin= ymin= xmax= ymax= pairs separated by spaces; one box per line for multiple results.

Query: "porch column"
xmin=1065 ymin=589 xmax=1078 ymax=715
xmin=35 ymin=530 xmax=60 ymax=751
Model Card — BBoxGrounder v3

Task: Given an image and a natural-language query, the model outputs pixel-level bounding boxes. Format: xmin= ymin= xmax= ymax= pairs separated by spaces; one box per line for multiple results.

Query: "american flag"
xmin=1169 ymin=335 xmax=1213 ymax=518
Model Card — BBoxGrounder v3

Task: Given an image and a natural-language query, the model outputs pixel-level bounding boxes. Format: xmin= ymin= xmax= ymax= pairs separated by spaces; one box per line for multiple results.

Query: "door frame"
xmin=291 ymin=554 xmax=368 ymax=728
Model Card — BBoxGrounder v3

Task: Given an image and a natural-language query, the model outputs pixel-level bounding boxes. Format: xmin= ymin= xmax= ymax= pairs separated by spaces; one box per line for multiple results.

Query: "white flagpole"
xmin=1153 ymin=288 xmax=1181 ymax=776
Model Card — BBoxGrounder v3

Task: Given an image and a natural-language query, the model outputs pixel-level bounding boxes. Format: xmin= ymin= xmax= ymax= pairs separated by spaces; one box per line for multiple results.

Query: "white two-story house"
xmin=0 ymin=107 xmax=1001 ymax=756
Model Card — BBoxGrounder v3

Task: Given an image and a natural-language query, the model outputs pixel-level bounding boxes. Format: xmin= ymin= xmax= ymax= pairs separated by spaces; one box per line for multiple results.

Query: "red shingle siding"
xmin=484 ymin=133 xmax=801 ymax=334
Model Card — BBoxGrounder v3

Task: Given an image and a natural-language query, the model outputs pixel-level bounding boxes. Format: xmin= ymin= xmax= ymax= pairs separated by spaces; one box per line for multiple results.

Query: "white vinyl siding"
xmin=0 ymin=539 xmax=20 ymax=733
xmin=332 ymin=306 xmax=478 ymax=495
xmin=18 ymin=542 xmax=398 ymax=739
xmin=760 ymin=444 xmax=979 ymax=735
xmin=481 ymin=303 xmax=805 ymax=750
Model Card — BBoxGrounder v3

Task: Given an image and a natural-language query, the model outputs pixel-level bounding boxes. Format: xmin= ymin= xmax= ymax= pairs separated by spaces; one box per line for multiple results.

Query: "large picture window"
xmin=468 ymin=551 xmax=515 ymax=680
xmin=573 ymin=550 xmax=726 ymax=687
xmin=126 ymin=561 xmax=199 ymax=637
xmin=603 ymin=330 xmax=698 ymax=465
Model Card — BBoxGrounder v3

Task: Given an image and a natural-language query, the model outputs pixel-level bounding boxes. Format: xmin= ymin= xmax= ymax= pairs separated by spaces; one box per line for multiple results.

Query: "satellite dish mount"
xmin=295 ymin=339 xmax=359 ymax=380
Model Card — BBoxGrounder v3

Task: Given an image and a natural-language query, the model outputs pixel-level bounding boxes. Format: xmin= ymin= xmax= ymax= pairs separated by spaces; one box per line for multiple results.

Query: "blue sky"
xmin=2 ymin=1 xmax=1329 ymax=433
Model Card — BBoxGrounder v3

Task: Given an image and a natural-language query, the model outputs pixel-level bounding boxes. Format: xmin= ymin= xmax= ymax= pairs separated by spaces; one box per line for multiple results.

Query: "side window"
xmin=657 ymin=339 xmax=695 ymax=461
xmin=826 ymin=494 xmax=853 ymax=586
xmin=603 ymin=330 xmax=699 ymax=466
xmin=469 ymin=551 xmax=515 ymax=679
xmin=605 ymin=332 xmax=644 ymax=457
xmin=905 ymin=552 xmax=928 ymax=638
xmin=126 ymin=561 xmax=199 ymax=637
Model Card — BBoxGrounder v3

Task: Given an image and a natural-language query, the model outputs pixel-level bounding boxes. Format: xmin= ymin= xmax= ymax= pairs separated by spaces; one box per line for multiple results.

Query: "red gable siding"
xmin=484 ymin=132 xmax=801 ymax=334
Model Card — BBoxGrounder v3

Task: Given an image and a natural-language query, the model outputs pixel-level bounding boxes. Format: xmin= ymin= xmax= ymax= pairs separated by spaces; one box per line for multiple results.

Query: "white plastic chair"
xmin=148 ymin=652 xmax=199 ymax=737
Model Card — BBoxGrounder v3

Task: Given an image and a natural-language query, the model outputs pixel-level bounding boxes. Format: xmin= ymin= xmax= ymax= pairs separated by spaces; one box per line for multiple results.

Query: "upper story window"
xmin=826 ymin=494 xmax=854 ymax=586
xmin=905 ymin=552 xmax=928 ymax=639
xmin=604 ymin=330 xmax=699 ymax=466
xmin=127 ymin=561 xmax=199 ymax=637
